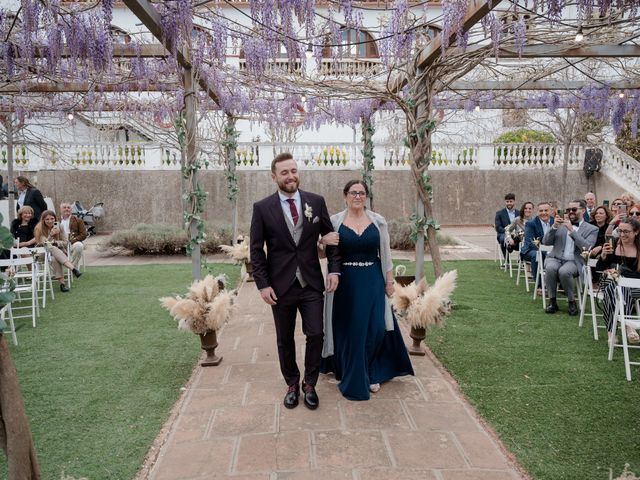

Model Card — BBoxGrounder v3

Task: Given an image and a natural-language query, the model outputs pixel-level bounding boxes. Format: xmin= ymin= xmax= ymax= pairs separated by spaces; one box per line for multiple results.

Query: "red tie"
xmin=286 ymin=198 xmax=299 ymax=225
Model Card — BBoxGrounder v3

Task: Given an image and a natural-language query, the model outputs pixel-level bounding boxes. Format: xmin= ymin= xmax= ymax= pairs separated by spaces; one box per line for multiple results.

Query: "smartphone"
xmin=603 ymin=200 xmax=610 ymax=207
xmin=54 ymin=222 xmax=59 ymax=229
xmin=619 ymin=204 xmax=627 ymax=214
xmin=605 ymin=234 xmax=615 ymax=250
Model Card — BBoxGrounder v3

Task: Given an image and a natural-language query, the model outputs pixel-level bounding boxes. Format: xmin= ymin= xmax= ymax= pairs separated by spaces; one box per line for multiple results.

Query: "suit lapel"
xmin=269 ymin=192 xmax=296 ymax=247
xmin=298 ymin=191 xmax=309 ymax=240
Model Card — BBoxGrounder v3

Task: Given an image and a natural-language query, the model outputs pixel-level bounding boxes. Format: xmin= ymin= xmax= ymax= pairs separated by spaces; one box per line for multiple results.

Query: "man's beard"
xmin=278 ymin=178 xmax=299 ymax=193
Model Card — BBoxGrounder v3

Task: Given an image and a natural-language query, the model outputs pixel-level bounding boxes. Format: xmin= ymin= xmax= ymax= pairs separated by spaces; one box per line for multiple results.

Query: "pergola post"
xmin=5 ymin=116 xmax=15 ymax=223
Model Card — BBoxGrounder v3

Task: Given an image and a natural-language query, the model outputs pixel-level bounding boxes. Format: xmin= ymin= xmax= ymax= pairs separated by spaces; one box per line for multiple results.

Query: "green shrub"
xmin=100 ymin=223 xmax=233 ymax=255
xmin=494 ymin=129 xmax=555 ymax=144
xmin=387 ymin=217 xmax=459 ymax=250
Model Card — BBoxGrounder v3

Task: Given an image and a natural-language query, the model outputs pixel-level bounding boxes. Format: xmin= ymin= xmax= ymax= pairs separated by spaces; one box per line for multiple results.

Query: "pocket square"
xmin=313 ymin=216 xmax=320 ymax=224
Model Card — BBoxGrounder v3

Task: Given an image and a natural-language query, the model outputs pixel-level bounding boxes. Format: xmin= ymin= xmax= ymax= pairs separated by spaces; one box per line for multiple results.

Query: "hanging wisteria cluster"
xmin=1 ymin=0 xmax=639 ymax=134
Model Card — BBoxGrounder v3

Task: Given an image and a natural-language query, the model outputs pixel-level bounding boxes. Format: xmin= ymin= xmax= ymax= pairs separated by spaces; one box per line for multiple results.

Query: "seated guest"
xmin=542 ymin=200 xmax=598 ymax=316
xmin=506 ymin=201 xmax=534 ymax=252
xmin=606 ymin=198 xmax=629 ymax=238
xmin=495 ymin=193 xmax=517 ymax=256
xmin=521 ymin=202 xmax=553 ymax=288
xmin=588 ymin=205 xmax=612 ymax=259
xmin=59 ymin=202 xmax=87 ymax=269
xmin=596 ymin=218 xmax=640 ymax=346
xmin=621 ymin=192 xmax=636 ymax=208
xmin=11 ymin=206 xmax=38 ymax=248
xmin=584 ymin=192 xmax=597 ymax=222
xmin=34 ymin=210 xmax=82 ymax=292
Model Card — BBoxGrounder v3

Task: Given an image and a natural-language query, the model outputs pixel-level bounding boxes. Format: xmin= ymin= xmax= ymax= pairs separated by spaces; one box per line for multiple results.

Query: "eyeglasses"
xmin=565 ymin=207 xmax=579 ymax=213
xmin=629 ymin=212 xmax=640 ymax=217
xmin=618 ymin=229 xmax=634 ymax=234
xmin=613 ymin=202 xmax=623 ymax=206
xmin=348 ymin=191 xmax=367 ymax=198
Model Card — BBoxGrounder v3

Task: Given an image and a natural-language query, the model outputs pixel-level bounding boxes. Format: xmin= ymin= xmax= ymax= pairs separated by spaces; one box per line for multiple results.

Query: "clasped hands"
xmin=259 ymin=274 xmax=339 ymax=305
xmin=553 ymin=215 xmax=575 ymax=232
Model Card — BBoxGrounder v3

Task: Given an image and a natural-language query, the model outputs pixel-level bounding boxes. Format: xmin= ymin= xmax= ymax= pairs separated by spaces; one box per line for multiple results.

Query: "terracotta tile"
xmin=254 ymin=343 xmax=280 ymax=362
xmin=454 ymin=432 xmax=511 ymax=469
xmin=209 ymin=404 xmax=277 ymax=436
xmin=245 ymin=380 xmax=284 ymax=405
xmin=153 ymin=438 xmax=234 ymax=480
xmin=439 ymin=469 xmax=520 ymax=480
xmin=314 ymin=431 xmax=391 ymax=468
xmin=386 ymin=431 xmax=466 ymax=469
xmin=367 ymin=377 xmax=425 ymax=401
xmin=356 ymin=467 xmax=438 ymax=479
xmin=405 ymin=402 xmax=481 ymax=432
xmin=235 ymin=431 xmax=311 ymax=473
xmin=220 ymin=322 xmax=261 ymax=338
xmin=340 ymin=399 xmax=411 ymax=430
xmin=171 ymin=410 xmax=212 ymax=443
xmin=279 ymin=401 xmax=342 ymax=431
xmin=227 ymin=362 xmax=282 ymax=384
xmin=214 ymin=346 xmax=255 ymax=364
xmin=411 ymin=359 xmax=444 ymax=378
xmin=420 ymin=378 xmax=458 ymax=402
xmin=276 ymin=469 xmax=354 ymax=480
xmin=196 ymin=365 xmax=230 ymax=387
xmin=187 ymin=384 xmax=246 ymax=412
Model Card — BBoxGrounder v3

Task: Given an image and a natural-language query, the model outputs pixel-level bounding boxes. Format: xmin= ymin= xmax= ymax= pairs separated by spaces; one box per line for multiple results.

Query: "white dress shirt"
xmin=17 ymin=190 xmax=26 ymax=209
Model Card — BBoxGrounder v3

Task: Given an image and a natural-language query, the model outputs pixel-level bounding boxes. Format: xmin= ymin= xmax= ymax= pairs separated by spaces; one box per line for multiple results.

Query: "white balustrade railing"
xmin=601 ymin=144 xmax=640 ymax=195
xmin=0 ymin=141 xmax=630 ymax=178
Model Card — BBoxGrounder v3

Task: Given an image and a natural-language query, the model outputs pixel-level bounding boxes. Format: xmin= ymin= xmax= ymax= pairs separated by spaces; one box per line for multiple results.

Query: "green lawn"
xmin=405 ymin=260 xmax=639 ymax=480
xmin=0 ymin=263 xmax=240 ymax=480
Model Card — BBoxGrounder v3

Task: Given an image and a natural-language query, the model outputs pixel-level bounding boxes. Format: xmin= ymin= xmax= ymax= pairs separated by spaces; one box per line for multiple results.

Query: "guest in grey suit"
xmin=543 ymin=199 xmax=598 ymax=316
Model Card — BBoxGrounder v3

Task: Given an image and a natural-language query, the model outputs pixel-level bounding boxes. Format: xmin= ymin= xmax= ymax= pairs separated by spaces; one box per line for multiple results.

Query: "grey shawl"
xmin=322 ymin=209 xmax=394 ymax=358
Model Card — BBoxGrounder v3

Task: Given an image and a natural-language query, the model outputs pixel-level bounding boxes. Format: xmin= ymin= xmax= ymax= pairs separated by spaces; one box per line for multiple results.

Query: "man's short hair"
xmin=505 ymin=193 xmax=515 ymax=200
xmin=537 ymin=201 xmax=551 ymax=207
xmin=572 ymin=199 xmax=587 ymax=209
xmin=271 ymin=152 xmax=294 ymax=173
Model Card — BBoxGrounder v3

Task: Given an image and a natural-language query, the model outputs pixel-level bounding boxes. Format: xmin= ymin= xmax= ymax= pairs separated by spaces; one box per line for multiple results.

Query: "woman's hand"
xmin=602 ymin=242 xmax=613 ymax=257
xmin=590 ymin=245 xmax=603 ymax=257
xmin=320 ymin=232 xmax=339 ymax=246
xmin=51 ymin=226 xmax=60 ymax=236
xmin=385 ymin=281 xmax=395 ymax=297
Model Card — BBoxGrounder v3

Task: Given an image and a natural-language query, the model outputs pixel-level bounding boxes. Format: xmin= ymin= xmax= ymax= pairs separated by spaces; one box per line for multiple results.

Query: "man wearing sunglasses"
xmin=542 ymin=199 xmax=598 ymax=315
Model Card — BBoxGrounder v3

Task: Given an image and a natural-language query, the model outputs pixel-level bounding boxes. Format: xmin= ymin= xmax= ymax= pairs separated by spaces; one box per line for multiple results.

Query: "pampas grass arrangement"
xmin=392 ymin=270 xmax=458 ymax=329
xmin=159 ymin=275 xmax=235 ymax=335
xmin=220 ymin=236 xmax=250 ymax=264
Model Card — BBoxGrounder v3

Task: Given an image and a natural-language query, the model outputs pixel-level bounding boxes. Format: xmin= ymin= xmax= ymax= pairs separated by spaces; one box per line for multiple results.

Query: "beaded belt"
xmin=342 ymin=261 xmax=375 ymax=267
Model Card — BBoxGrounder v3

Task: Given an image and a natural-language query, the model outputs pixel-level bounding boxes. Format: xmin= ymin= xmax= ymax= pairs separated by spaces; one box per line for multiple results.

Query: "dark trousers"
xmin=271 ymin=280 xmax=324 ymax=387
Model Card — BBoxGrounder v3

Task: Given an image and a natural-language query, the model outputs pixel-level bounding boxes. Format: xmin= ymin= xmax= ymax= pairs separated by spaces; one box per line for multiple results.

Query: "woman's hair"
xmin=611 ymin=198 xmax=624 ymax=209
xmin=34 ymin=210 xmax=58 ymax=242
xmin=621 ymin=218 xmax=640 ymax=272
xmin=589 ymin=205 xmax=611 ymax=225
xmin=342 ymin=179 xmax=368 ymax=196
xmin=15 ymin=175 xmax=34 ymax=189
xmin=519 ymin=202 xmax=534 ymax=220
xmin=621 ymin=192 xmax=636 ymax=207
xmin=16 ymin=205 xmax=34 ymax=222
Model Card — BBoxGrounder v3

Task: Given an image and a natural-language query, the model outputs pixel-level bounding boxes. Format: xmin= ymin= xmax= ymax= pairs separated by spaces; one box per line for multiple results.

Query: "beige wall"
xmin=34 ymin=169 xmax=593 ymax=232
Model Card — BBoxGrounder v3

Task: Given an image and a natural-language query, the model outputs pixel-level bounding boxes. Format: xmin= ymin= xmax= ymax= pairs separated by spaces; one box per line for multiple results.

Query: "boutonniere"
xmin=304 ymin=203 xmax=313 ymax=222
xmin=532 ymin=237 xmax=541 ymax=247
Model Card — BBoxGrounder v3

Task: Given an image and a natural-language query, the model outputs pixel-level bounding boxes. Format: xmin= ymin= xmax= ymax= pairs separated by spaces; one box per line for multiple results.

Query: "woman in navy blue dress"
xmin=320 ymin=180 xmax=414 ymax=401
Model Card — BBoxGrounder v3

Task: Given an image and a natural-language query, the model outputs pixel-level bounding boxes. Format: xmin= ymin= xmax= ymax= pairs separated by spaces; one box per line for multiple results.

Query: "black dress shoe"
xmin=72 ymin=268 xmax=82 ymax=278
xmin=302 ymin=383 xmax=319 ymax=410
xmin=60 ymin=284 xmax=70 ymax=292
xmin=545 ymin=299 xmax=559 ymax=314
xmin=568 ymin=301 xmax=579 ymax=316
xmin=283 ymin=385 xmax=299 ymax=409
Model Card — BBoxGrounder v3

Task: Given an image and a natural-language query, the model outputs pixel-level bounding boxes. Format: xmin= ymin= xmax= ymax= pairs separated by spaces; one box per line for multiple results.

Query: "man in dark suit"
xmin=250 ymin=152 xmax=340 ymax=411
xmin=521 ymin=202 xmax=554 ymax=289
xmin=583 ymin=192 xmax=596 ymax=222
xmin=542 ymin=199 xmax=598 ymax=316
xmin=495 ymin=193 xmax=517 ymax=256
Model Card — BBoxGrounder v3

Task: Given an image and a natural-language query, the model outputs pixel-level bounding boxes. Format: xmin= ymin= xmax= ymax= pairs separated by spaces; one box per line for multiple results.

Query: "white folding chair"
xmin=607 ymin=277 xmax=640 ymax=381
xmin=11 ymin=247 xmax=55 ymax=308
xmin=0 ymin=257 xmax=39 ymax=328
xmin=579 ymin=258 xmax=605 ymax=340
xmin=0 ymin=302 xmax=17 ymax=345
xmin=533 ymin=245 xmax=582 ymax=312
xmin=515 ymin=246 xmax=532 ymax=292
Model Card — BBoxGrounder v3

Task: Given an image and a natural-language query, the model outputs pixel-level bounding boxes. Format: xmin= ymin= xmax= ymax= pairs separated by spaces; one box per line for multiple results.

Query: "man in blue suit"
xmin=583 ymin=192 xmax=596 ymax=222
xmin=521 ymin=202 xmax=554 ymax=288
xmin=495 ymin=193 xmax=517 ymax=256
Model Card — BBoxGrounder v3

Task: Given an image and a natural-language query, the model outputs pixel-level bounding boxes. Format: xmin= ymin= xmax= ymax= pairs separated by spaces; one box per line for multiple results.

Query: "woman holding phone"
xmin=596 ymin=218 xmax=640 ymax=346
xmin=34 ymin=210 xmax=82 ymax=292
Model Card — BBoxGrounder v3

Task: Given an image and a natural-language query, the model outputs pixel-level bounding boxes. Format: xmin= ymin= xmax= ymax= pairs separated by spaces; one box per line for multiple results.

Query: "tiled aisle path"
xmin=148 ymin=280 xmax=525 ymax=480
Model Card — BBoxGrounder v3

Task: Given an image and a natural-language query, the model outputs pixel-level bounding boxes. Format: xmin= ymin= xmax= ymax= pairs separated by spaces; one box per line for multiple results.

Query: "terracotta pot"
xmin=394 ymin=275 xmax=415 ymax=287
xmin=199 ymin=330 xmax=223 ymax=366
xmin=244 ymin=260 xmax=254 ymax=282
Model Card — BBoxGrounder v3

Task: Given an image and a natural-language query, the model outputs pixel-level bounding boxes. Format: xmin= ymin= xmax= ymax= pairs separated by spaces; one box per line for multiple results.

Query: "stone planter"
xmin=394 ymin=275 xmax=427 ymax=356
xmin=199 ymin=330 xmax=223 ymax=366
xmin=244 ymin=260 xmax=254 ymax=282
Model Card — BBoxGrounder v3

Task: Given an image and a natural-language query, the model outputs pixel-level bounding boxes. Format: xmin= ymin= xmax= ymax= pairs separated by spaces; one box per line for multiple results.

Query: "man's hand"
xmin=326 ymin=273 xmax=339 ymax=293
xmin=320 ymin=232 xmax=339 ymax=246
xmin=259 ymin=287 xmax=278 ymax=305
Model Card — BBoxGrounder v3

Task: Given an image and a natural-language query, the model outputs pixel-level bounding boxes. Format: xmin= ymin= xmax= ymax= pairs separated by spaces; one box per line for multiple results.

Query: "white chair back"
xmin=608 ymin=277 xmax=640 ymax=381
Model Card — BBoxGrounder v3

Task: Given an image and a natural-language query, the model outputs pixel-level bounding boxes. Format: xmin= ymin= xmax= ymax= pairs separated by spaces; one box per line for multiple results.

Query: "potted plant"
xmin=392 ymin=270 xmax=458 ymax=355
xmin=160 ymin=275 xmax=235 ymax=366
xmin=220 ymin=236 xmax=252 ymax=282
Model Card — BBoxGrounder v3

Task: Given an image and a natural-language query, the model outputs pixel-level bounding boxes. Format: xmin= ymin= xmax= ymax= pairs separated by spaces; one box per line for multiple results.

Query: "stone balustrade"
xmin=601 ymin=144 xmax=640 ymax=194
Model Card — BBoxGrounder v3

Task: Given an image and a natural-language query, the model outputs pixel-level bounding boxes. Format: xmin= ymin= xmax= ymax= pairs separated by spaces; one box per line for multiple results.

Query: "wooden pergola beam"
xmin=20 ymin=43 xmax=168 ymax=58
xmin=0 ymin=81 xmax=176 ymax=93
xmin=464 ymin=44 xmax=640 ymax=58
xmin=448 ymin=79 xmax=640 ymax=90
xmin=122 ymin=0 xmax=220 ymax=105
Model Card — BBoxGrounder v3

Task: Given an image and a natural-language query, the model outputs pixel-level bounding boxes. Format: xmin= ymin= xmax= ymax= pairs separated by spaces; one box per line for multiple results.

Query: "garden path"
xmin=144 ymin=274 xmax=526 ymax=480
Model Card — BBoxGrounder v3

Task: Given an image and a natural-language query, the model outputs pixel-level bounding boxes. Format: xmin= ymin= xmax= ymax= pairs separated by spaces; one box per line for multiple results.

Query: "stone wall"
xmin=34 ymin=169 xmax=591 ymax=232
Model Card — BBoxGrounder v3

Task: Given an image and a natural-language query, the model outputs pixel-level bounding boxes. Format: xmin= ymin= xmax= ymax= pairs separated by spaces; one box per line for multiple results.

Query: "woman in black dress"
xmin=11 ymin=206 xmax=38 ymax=248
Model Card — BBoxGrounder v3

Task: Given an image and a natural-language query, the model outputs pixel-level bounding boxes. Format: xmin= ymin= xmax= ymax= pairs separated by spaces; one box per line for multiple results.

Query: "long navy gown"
xmin=321 ymin=223 xmax=414 ymax=400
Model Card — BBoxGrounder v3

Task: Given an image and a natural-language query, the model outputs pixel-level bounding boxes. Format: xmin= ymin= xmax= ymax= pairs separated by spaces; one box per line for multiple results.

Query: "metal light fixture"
xmin=619 ymin=92 xmax=625 ymax=99
xmin=474 ymin=105 xmax=481 ymax=112
xmin=67 ymin=112 xmax=74 ymax=121
xmin=575 ymin=26 xmax=584 ymax=43
xmin=305 ymin=43 xmax=313 ymax=59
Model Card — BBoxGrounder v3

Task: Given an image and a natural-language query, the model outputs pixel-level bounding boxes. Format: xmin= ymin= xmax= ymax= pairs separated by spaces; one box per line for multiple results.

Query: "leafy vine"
xmin=360 ymin=117 xmax=375 ymax=206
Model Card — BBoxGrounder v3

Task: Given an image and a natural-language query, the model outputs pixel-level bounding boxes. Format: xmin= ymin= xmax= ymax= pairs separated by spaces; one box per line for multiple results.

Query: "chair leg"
xmin=590 ymin=294 xmax=599 ymax=340
xmin=579 ymin=283 xmax=588 ymax=327
xmin=621 ymin=318 xmax=632 ymax=381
